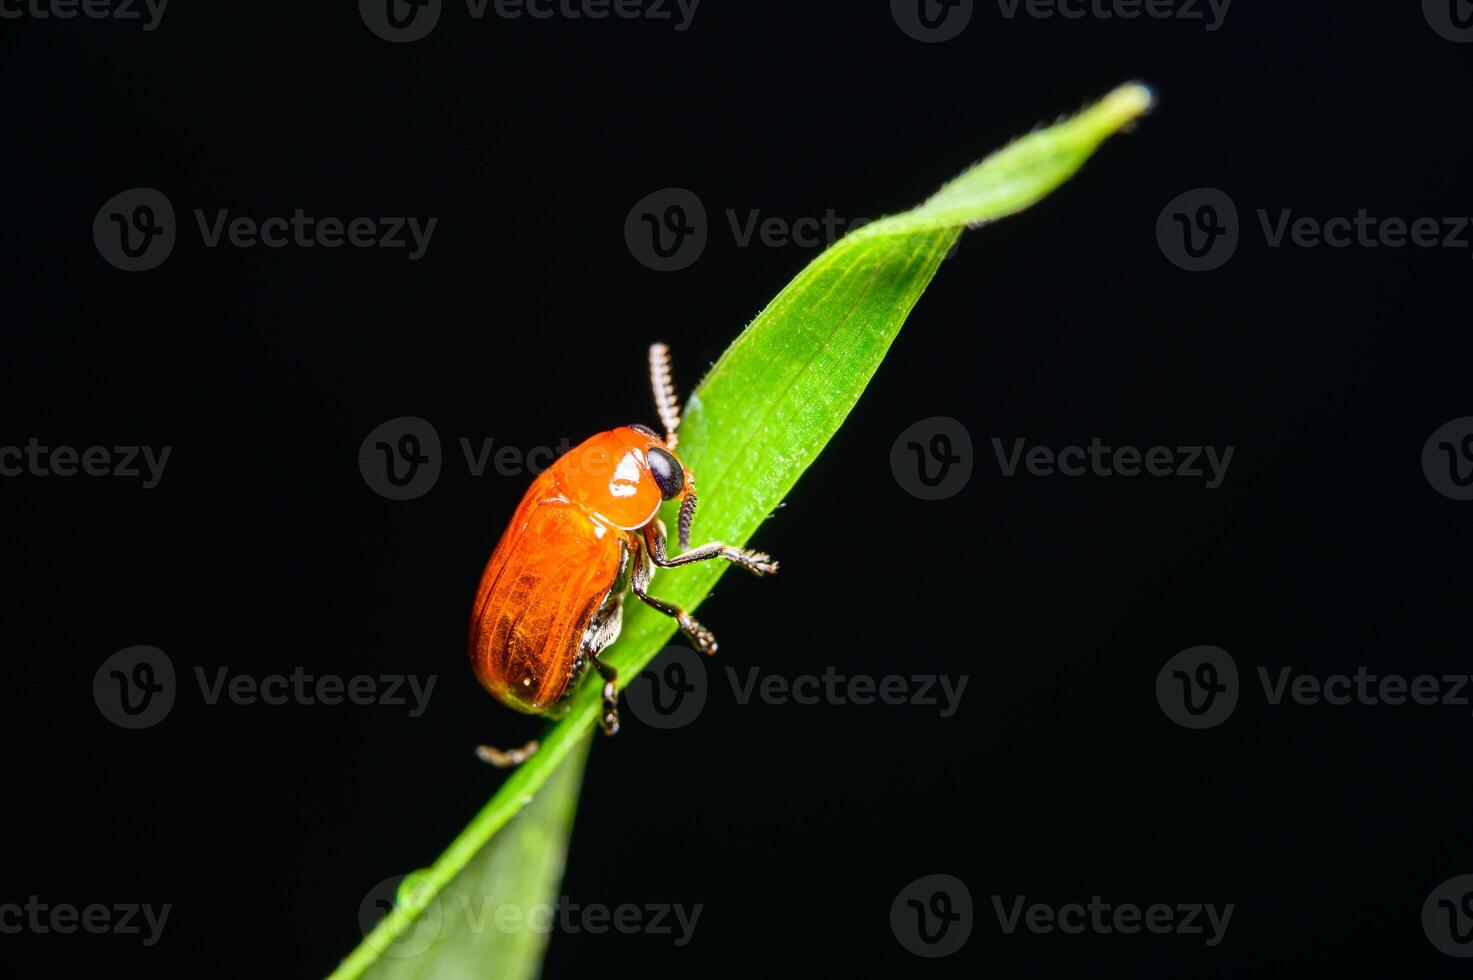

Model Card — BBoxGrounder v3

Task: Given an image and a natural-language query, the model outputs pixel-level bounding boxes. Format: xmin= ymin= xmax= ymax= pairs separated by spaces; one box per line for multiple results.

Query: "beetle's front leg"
xmin=643 ymin=519 xmax=779 ymax=576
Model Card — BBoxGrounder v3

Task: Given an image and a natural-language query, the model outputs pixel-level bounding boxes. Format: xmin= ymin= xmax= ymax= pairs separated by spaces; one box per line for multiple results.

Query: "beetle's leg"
xmin=649 ymin=343 xmax=681 ymax=449
xmin=589 ymin=654 xmax=620 ymax=736
xmin=631 ymin=537 xmax=719 ymax=655
xmin=644 ymin=519 xmax=779 ymax=576
xmin=475 ymin=739 xmax=539 ymax=768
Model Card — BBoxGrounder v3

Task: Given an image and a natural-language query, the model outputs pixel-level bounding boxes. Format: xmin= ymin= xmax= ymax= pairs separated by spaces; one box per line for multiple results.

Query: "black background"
xmin=4 ymin=2 xmax=1472 ymax=977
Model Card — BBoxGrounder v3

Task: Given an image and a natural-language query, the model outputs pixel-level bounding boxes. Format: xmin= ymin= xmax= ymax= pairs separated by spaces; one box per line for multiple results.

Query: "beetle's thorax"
xmin=551 ymin=427 xmax=674 ymax=531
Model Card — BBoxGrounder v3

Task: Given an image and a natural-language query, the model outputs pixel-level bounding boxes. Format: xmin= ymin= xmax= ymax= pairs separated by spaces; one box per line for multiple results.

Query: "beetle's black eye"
xmin=646 ymin=447 xmax=685 ymax=500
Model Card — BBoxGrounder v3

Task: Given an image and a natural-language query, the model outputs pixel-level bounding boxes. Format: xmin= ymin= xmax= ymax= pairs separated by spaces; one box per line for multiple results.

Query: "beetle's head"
xmin=625 ymin=424 xmax=697 ymax=548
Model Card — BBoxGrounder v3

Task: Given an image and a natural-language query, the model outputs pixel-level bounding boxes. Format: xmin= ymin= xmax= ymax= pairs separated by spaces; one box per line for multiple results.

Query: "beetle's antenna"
xmin=649 ymin=343 xmax=681 ymax=450
xmin=678 ymin=487 xmax=697 ymax=551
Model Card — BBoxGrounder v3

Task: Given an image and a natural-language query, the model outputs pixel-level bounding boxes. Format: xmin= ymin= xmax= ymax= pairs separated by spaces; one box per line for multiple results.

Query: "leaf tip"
xmin=1101 ymin=82 xmax=1156 ymax=128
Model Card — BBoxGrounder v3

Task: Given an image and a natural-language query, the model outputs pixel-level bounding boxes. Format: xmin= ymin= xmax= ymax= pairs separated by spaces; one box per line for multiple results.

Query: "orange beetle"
xmin=469 ymin=344 xmax=777 ymax=750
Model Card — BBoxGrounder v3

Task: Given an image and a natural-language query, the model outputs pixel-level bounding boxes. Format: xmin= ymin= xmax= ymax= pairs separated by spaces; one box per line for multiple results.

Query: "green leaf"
xmin=327 ymin=82 xmax=1152 ymax=980
xmin=343 ymin=738 xmax=591 ymax=980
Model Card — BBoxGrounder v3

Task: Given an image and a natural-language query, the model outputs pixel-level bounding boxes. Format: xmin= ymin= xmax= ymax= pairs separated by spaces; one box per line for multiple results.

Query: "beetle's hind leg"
xmin=630 ymin=537 xmax=720 ymax=656
xmin=476 ymin=739 xmax=540 ymax=768
xmin=590 ymin=654 xmax=620 ymax=736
